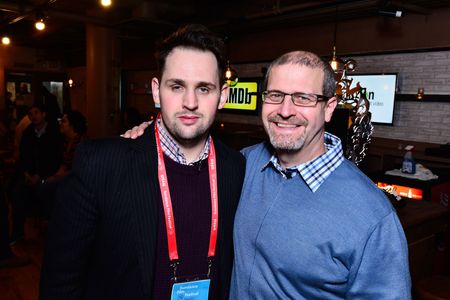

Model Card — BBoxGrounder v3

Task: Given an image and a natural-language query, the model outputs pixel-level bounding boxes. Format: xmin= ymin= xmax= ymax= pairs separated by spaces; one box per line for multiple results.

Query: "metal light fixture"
xmin=225 ymin=60 xmax=238 ymax=87
xmin=329 ymin=5 xmax=343 ymax=72
xmin=329 ymin=46 xmax=344 ymax=72
xmin=328 ymin=5 xmax=357 ymax=77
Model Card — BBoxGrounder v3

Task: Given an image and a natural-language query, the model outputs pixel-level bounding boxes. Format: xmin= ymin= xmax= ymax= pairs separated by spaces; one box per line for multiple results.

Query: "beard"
xmin=161 ymin=112 xmax=210 ymax=147
xmin=170 ymin=122 xmax=208 ymax=145
xmin=264 ymin=115 xmax=308 ymax=152
xmin=268 ymin=131 xmax=306 ymax=152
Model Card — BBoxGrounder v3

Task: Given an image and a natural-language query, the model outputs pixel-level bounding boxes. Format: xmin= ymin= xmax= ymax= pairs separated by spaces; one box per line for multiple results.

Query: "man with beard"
xmin=40 ymin=24 xmax=245 ymax=300
xmin=230 ymin=51 xmax=411 ymax=299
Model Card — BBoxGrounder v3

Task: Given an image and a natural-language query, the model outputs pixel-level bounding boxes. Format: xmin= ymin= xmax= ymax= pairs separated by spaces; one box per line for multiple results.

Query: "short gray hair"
xmin=263 ymin=51 xmax=336 ymax=98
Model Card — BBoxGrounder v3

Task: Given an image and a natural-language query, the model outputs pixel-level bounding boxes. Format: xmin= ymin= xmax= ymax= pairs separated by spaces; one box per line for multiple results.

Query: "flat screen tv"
xmin=346 ymin=73 xmax=397 ymax=125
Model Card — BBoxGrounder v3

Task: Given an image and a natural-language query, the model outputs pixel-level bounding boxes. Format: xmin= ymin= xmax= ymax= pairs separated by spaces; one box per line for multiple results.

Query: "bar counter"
xmin=396 ymin=200 xmax=449 ymax=284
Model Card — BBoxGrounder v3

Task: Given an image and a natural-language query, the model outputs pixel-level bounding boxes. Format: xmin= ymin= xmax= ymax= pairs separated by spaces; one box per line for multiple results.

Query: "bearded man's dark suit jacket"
xmin=39 ymin=124 xmax=246 ymax=300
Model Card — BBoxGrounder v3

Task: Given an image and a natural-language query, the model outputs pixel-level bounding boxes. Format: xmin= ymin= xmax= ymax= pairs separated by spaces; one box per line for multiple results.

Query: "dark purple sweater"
xmin=152 ymin=155 xmax=218 ymax=299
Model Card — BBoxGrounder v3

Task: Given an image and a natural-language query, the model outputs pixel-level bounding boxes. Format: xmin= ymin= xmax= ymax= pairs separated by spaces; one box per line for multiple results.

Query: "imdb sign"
xmin=224 ymin=82 xmax=258 ymax=111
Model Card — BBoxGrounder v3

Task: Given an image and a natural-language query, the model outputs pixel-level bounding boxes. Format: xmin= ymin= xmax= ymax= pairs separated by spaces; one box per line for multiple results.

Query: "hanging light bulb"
xmin=1 ymin=36 xmax=11 ymax=45
xmin=35 ymin=18 xmax=46 ymax=31
xmin=329 ymin=5 xmax=345 ymax=74
xmin=225 ymin=60 xmax=238 ymax=87
xmin=329 ymin=46 xmax=344 ymax=72
xmin=68 ymin=78 xmax=74 ymax=88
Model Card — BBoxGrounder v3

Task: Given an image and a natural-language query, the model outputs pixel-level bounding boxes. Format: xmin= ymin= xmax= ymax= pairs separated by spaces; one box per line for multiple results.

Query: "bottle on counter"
xmin=401 ymin=145 xmax=416 ymax=174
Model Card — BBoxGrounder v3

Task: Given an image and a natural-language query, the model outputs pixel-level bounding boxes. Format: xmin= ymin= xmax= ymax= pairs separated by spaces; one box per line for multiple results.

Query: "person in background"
xmin=37 ymin=85 xmax=61 ymax=128
xmin=10 ymin=104 xmax=63 ymax=244
xmin=12 ymin=105 xmax=32 ymax=162
xmin=40 ymin=24 xmax=245 ymax=300
xmin=37 ymin=110 xmax=88 ymax=219
xmin=5 ymin=91 xmax=15 ymax=139
xmin=123 ymin=50 xmax=411 ymax=299
xmin=48 ymin=110 xmax=88 ymax=182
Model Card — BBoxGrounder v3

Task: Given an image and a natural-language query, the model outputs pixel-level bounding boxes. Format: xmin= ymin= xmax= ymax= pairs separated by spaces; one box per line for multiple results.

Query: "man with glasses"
xmin=123 ymin=50 xmax=411 ymax=299
xmin=230 ymin=51 xmax=411 ymax=299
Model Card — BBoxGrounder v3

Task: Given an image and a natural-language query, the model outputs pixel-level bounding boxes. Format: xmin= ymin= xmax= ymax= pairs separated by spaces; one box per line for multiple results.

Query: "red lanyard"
xmin=154 ymin=121 xmax=219 ymax=265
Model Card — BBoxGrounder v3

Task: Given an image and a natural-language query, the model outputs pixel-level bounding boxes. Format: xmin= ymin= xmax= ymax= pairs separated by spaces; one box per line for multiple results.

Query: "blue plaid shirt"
xmin=266 ymin=132 xmax=344 ymax=192
xmin=156 ymin=118 xmax=210 ymax=165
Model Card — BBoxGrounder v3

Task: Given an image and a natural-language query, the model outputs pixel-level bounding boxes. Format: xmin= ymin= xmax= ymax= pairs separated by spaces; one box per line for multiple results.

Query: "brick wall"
xmin=346 ymin=51 xmax=450 ymax=144
xmin=233 ymin=50 xmax=450 ymax=145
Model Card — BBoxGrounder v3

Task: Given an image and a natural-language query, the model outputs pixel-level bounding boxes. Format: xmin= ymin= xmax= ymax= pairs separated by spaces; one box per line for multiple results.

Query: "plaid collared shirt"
xmin=267 ymin=132 xmax=344 ymax=192
xmin=156 ymin=118 xmax=210 ymax=165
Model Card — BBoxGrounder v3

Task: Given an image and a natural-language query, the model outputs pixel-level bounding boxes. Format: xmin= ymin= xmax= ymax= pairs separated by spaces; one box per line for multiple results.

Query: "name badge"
xmin=171 ymin=279 xmax=211 ymax=300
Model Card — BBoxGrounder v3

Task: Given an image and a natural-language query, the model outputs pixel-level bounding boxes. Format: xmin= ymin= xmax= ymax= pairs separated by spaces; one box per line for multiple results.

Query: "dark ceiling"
xmin=2 ymin=0 xmax=450 ymax=66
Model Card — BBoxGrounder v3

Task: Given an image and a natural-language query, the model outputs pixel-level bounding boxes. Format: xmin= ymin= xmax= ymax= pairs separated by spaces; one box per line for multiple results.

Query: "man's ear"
xmin=324 ymin=96 xmax=338 ymax=123
xmin=218 ymin=83 xmax=229 ymax=110
xmin=151 ymin=78 xmax=160 ymax=106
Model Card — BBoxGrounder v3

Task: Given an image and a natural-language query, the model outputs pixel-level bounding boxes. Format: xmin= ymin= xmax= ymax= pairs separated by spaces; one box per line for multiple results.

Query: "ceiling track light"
xmin=379 ymin=10 xmax=403 ymax=17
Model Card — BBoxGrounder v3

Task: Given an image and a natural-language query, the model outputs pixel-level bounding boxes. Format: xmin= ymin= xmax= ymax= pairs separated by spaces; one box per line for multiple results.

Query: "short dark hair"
xmin=263 ymin=51 xmax=336 ymax=98
xmin=65 ymin=110 xmax=87 ymax=135
xmin=155 ymin=24 xmax=226 ymax=83
xmin=29 ymin=103 xmax=47 ymax=114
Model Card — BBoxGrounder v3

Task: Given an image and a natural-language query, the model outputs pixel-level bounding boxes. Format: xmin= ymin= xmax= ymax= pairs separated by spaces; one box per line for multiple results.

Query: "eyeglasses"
xmin=262 ymin=90 xmax=331 ymax=107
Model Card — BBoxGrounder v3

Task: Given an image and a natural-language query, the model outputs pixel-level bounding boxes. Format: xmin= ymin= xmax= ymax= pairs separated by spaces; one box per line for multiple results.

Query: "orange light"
xmin=377 ymin=182 xmax=423 ymax=200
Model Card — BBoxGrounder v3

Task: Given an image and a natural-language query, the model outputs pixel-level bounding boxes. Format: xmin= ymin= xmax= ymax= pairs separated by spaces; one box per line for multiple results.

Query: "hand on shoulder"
xmin=120 ymin=121 xmax=152 ymax=139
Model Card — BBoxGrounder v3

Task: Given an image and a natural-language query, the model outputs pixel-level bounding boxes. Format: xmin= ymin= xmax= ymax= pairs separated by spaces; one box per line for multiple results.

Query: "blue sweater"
xmin=231 ymin=142 xmax=411 ymax=299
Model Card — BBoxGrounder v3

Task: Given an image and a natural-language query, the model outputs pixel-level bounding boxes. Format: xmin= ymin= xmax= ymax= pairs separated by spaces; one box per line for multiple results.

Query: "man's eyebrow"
xmin=164 ymin=78 xmax=186 ymax=85
xmin=196 ymin=81 xmax=217 ymax=89
xmin=164 ymin=79 xmax=217 ymax=89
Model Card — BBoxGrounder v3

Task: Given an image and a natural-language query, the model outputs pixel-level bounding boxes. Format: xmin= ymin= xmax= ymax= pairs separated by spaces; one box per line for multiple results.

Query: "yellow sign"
xmin=224 ymin=82 xmax=258 ymax=110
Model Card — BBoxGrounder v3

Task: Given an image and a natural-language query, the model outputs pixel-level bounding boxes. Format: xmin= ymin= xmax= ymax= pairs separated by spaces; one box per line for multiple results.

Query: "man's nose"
xmin=277 ymin=95 xmax=297 ymax=117
xmin=182 ymin=89 xmax=199 ymax=110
